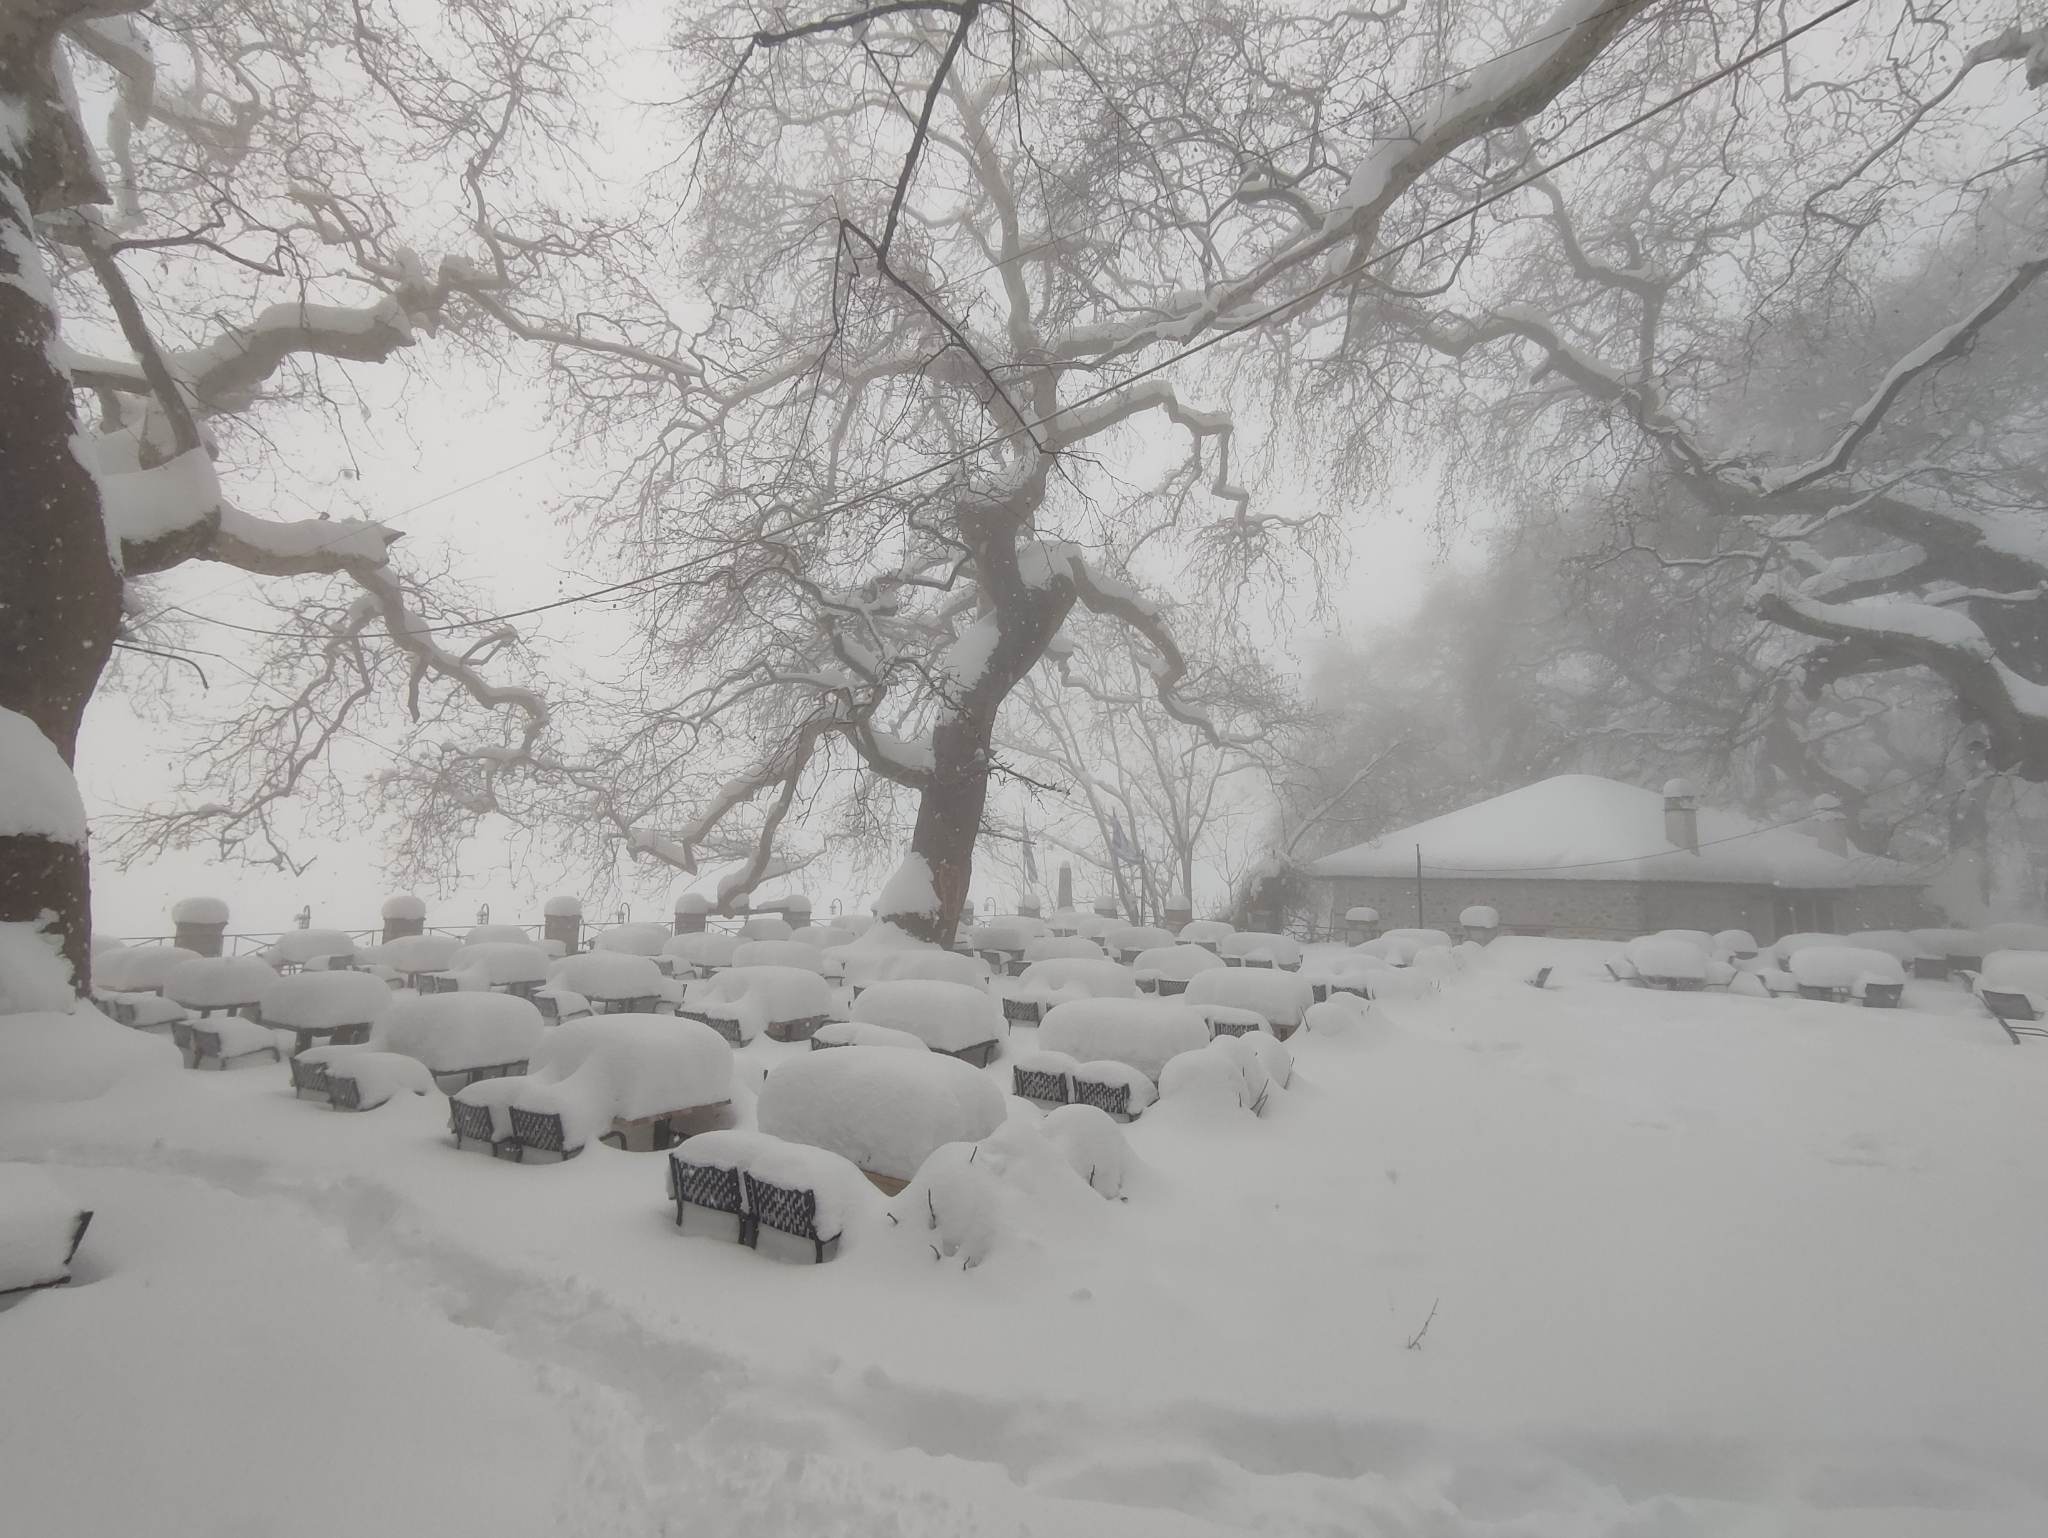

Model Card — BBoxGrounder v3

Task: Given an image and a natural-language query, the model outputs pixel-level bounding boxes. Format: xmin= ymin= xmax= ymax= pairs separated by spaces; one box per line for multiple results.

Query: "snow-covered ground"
xmin=6 ymin=935 xmax=2047 ymax=1536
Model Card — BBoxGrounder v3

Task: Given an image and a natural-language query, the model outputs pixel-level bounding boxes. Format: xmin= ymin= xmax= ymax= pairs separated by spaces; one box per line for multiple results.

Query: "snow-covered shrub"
xmin=258 ymin=970 xmax=391 ymax=1030
xmin=851 ymin=979 xmax=1003 ymax=1054
xmin=1037 ymin=998 xmax=1208 ymax=1081
xmin=378 ymin=992 xmax=545 ymax=1075
xmin=758 ymin=1046 xmax=1005 ymax=1185
xmin=732 ymin=939 xmax=829 ymax=975
xmin=164 ymin=956 xmax=279 ymax=1012
xmin=1787 ymin=946 xmax=1907 ymax=994
xmin=263 ymin=928 xmax=359 ymax=968
xmin=684 ymin=965 xmax=834 ymax=1041
xmin=1131 ymin=944 xmax=1226 ymax=993
xmin=1219 ymin=930 xmax=1302 ymax=968
xmin=811 ymin=1020 xmax=929 ymax=1051
xmin=550 ymin=951 xmax=667 ymax=1005
xmin=1181 ymin=969 xmax=1314 ymax=1037
xmin=891 ymin=1119 xmax=1105 ymax=1267
xmin=92 ymin=945 xmax=200 ymax=995
xmin=0 ymin=1163 xmax=89 ymax=1292
xmin=1038 ymin=1103 xmax=1131 ymax=1198
xmin=0 ymin=1006 xmax=179 ymax=1104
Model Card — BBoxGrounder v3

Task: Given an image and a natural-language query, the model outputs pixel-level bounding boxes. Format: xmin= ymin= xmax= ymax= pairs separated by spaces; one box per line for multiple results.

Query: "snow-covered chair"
xmin=378 ymin=992 xmax=546 ymax=1093
xmin=850 ymin=978 xmax=1003 ymax=1066
xmin=319 ymin=1049 xmax=436 ymax=1111
xmin=1786 ymin=945 xmax=1905 ymax=1005
xmin=1219 ymin=930 xmax=1302 ymax=970
xmin=667 ymin=1131 xmax=869 ymax=1262
xmin=93 ymin=944 xmax=200 ymax=996
xmin=548 ymin=951 xmax=668 ymax=1014
xmin=961 ymin=922 xmax=1033 ymax=974
xmin=1623 ymin=936 xmax=1709 ymax=991
xmin=1131 ymin=944 xmax=1225 ymax=997
xmin=1010 ymin=1047 xmax=1079 ymax=1107
xmin=426 ymin=941 xmax=550 ymax=999
xmin=262 ymin=928 xmax=359 ymax=973
xmin=663 ymin=930 xmax=741 ymax=979
xmin=1197 ymin=1005 xmax=1269 ymax=1040
xmin=1176 ymin=919 xmax=1234 ymax=953
xmin=0 ymin=1165 xmax=92 ymax=1296
xmin=379 ymin=933 xmax=464 ymax=988
xmin=1104 ymin=924 xmax=1176 ymax=965
xmin=1298 ymin=951 xmax=1393 ymax=1003
xmin=683 ymin=965 xmax=835 ymax=1043
xmin=1037 ymin=997 xmax=1209 ymax=1082
xmin=164 ymin=956 xmax=277 ymax=1019
xmin=257 ymin=970 xmax=391 ymax=1056
xmin=757 ymin=1046 xmax=1005 ymax=1194
xmin=186 ymin=1016 xmax=283 ymax=1070
xmin=1978 ymin=953 xmax=2048 ymax=1044
xmin=1004 ymin=957 xmax=1137 ymax=1025
xmin=1180 ymin=968 xmax=1314 ymax=1040
xmin=809 ymin=1020 xmax=928 ymax=1052
xmin=1908 ymin=927 xmax=1985 ymax=977
xmin=1020 ymin=934 xmax=1106 ymax=968
xmin=1067 ymin=1060 xmax=1157 ymax=1121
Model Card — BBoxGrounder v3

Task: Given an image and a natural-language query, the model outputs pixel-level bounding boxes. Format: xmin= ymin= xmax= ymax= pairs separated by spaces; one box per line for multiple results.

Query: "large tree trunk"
xmin=1 ymin=23 xmax=125 ymax=997
xmin=900 ymin=716 xmax=996 ymax=948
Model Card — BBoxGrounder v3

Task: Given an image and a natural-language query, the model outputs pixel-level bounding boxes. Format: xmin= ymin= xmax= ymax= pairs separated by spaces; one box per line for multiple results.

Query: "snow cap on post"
xmin=1017 ymin=894 xmax=1043 ymax=918
xmin=380 ymin=893 xmax=427 ymax=941
xmin=1342 ymin=905 xmax=1380 ymax=942
xmin=543 ymin=894 xmax=584 ymax=954
xmin=1809 ymin=794 xmax=1849 ymax=857
xmin=170 ymin=896 xmax=229 ymax=957
xmin=1164 ymin=891 xmax=1194 ymax=931
xmin=1458 ymin=905 xmax=1500 ymax=944
xmin=1662 ymin=778 xmax=1700 ymax=852
xmin=673 ymin=891 xmax=711 ymax=934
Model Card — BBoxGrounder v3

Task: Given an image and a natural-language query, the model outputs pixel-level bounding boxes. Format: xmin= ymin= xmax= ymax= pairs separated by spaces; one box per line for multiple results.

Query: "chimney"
xmin=1810 ymin=794 xmax=1849 ymax=857
xmin=1662 ymin=778 xmax=1699 ymax=852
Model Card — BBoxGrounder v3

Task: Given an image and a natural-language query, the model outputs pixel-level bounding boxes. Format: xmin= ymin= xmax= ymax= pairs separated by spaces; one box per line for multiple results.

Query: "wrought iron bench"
xmin=934 ymin=1038 xmax=1000 ymax=1068
xmin=1860 ymin=982 xmax=1905 ymax=1009
xmin=667 ymin=1154 xmax=745 ymax=1239
xmin=1001 ymin=996 xmax=1047 ymax=1025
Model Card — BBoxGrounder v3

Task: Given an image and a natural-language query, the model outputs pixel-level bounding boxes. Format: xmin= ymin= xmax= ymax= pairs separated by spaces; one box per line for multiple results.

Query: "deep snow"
xmin=5 ymin=934 xmax=2048 ymax=1536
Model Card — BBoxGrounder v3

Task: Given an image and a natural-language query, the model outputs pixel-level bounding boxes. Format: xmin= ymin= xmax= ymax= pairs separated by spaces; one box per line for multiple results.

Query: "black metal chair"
xmin=288 ymin=1056 xmax=331 ymax=1101
xmin=743 ymin=1172 xmax=839 ymax=1263
xmin=668 ymin=1155 xmax=745 ymax=1236
xmin=450 ymin=1098 xmax=521 ymax=1157
xmin=1982 ymin=989 xmax=2045 ymax=1046
xmin=1860 ymin=982 xmax=1904 ymax=1009
xmin=1070 ymin=1075 xmax=1132 ymax=1119
xmin=508 ymin=1106 xmax=576 ymax=1160
xmin=1012 ymin=1065 xmax=1071 ymax=1106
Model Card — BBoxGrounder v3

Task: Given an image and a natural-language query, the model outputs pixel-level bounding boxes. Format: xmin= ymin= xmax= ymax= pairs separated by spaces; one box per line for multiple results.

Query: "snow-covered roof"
xmin=1305 ymin=775 xmax=1922 ymax=888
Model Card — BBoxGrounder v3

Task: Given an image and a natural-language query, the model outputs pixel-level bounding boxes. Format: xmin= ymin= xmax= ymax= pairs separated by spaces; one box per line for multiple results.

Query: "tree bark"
xmin=1 ymin=28 xmax=125 ymax=995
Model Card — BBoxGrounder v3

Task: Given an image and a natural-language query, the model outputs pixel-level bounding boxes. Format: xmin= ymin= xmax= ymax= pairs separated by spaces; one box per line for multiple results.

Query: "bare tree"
xmin=1 ymin=0 xmax=591 ymax=990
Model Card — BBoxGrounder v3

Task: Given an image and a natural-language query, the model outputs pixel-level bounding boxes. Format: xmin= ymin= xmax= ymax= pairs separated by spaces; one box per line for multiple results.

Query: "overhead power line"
xmin=176 ymin=0 xmax=1864 ymax=645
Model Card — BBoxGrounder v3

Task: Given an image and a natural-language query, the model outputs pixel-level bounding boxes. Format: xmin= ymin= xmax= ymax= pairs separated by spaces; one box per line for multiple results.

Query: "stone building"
xmin=1306 ymin=775 xmax=1926 ymax=943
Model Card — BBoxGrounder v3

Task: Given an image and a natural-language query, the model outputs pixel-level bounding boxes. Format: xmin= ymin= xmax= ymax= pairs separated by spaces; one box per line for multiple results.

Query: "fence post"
xmin=381 ymin=894 xmax=426 ymax=943
xmin=544 ymin=894 xmax=583 ymax=953
xmin=171 ymin=896 xmax=228 ymax=957
xmin=673 ymin=893 xmax=709 ymax=935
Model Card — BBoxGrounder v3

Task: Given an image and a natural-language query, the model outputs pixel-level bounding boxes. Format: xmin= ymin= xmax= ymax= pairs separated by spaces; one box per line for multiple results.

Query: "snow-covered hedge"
xmin=757 ymin=1046 xmax=1005 ymax=1183
xmin=851 ymin=979 xmax=1003 ymax=1053
xmin=378 ymin=992 xmax=545 ymax=1074
xmin=1037 ymin=998 xmax=1209 ymax=1081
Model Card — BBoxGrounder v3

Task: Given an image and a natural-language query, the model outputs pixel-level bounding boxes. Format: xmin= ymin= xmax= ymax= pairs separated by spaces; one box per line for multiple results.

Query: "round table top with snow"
xmin=379 ymin=991 xmax=547 ymax=1073
xmin=757 ymin=1046 xmax=1005 ymax=1183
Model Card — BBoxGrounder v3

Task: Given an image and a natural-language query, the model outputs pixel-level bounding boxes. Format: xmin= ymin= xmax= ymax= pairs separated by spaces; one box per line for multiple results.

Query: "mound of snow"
xmin=591 ymin=922 xmax=672 ymax=958
xmin=1039 ymin=1103 xmax=1131 ymax=1198
xmin=738 ymin=915 xmax=793 ymax=942
xmin=685 ymin=966 xmax=833 ymax=1039
xmin=1132 ymin=945 xmax=1226 ymax=986
xmin=529 ymin=1013 xmax=734 ymax=1122
xmin=263 ymin=928 xmax=358 ymax=968
xmin=1038 ymin=998 xmax=1209 ymax=1081
xmin=1022 ymin=935 xmax=1106 ymax=965
xmin=380 ymin=894 xmax=427 ymax=921
xmin=851 ymin=979 xmax=1002 ymax=1052
xmin=0 ymin=1162 xmax=88 ymax=1292
xmin=1104 ymin=924 xmax=1175 ymax=958
xmin=1909 ymin=927 xmax=1985 ymax=959
xmin=463 ymin=924 xmax=532 ymax=947
xmin=1181 ymin=969 xmax=1314 ymax=1034
xmin=443 ymin=942 xmax=550 ymax=988
xmin=1158 ymin=1034 xmax=1268 ymax=1116
xmin=874 ymin=854 xmax=941 ymax=924
xmin=812 ymin=1020 xmax=929 ymax=1052
xmin=0 ymin=920 xmax=75 ymax=1013
xmin=732 ymin=939 xmax=828 ymax=975
xmin=1787 ymin=946 xmax=1907 ymax=992
xmin=962 ymin=922 xmax=1032 ymax=956
xmin=0 ymin=1005 xmax=179 ymax=1104
xmin=169 ymin=896 xmax=229 ymax=926
xmin=1301 ymin=994 xmax=1397 ymax=1042
xmin=1623 ymin=936 xmax=1708 ymax=985
xmin=1219 ymin=930 xmax=1302 ymax=968
xmin=664 ymin=932 xmax=741 ymax=973
xmin=1459 ymin=906 xmax=1499 ymax=929
xmin=258 ymin=970 xmax=391 ymax=1030
xmin=164 ymin=956 xmax=277 ymax=1010
xmin=1177 ymin=919 xmax=1235 ymax=949
xmin=313 ymin=1048 xmax=437 ymax=1109
xmin=380 ymin=934 xmax=463 ymax=977
xmin=1981 ymin=951 xmax=2048 ymax=999
xmin=758 ymin=1046 xmax=1005 ymax=1183
xmin=673 ymin=1130 xmax=872 ymax=1239
xmin=1713 ymin=929 xmax=1760 ymax=957
xmin=891 ymin=1119 xmax=1105 ymax=1268
xmin=1354 ymin=934 xmax=1422 ymax=965
xmin=378 ymin=992 xmax=545 ymax=1074
xmin=1773 ymin=931 xmax=1848 ymax=965
xmin=549 ymin=951 xmax=665 ymax=1002
xmin=91 ymin=945 xmax=200 ymax=995
xmin=1382 ymin=927 xmax=1452 ymax=950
